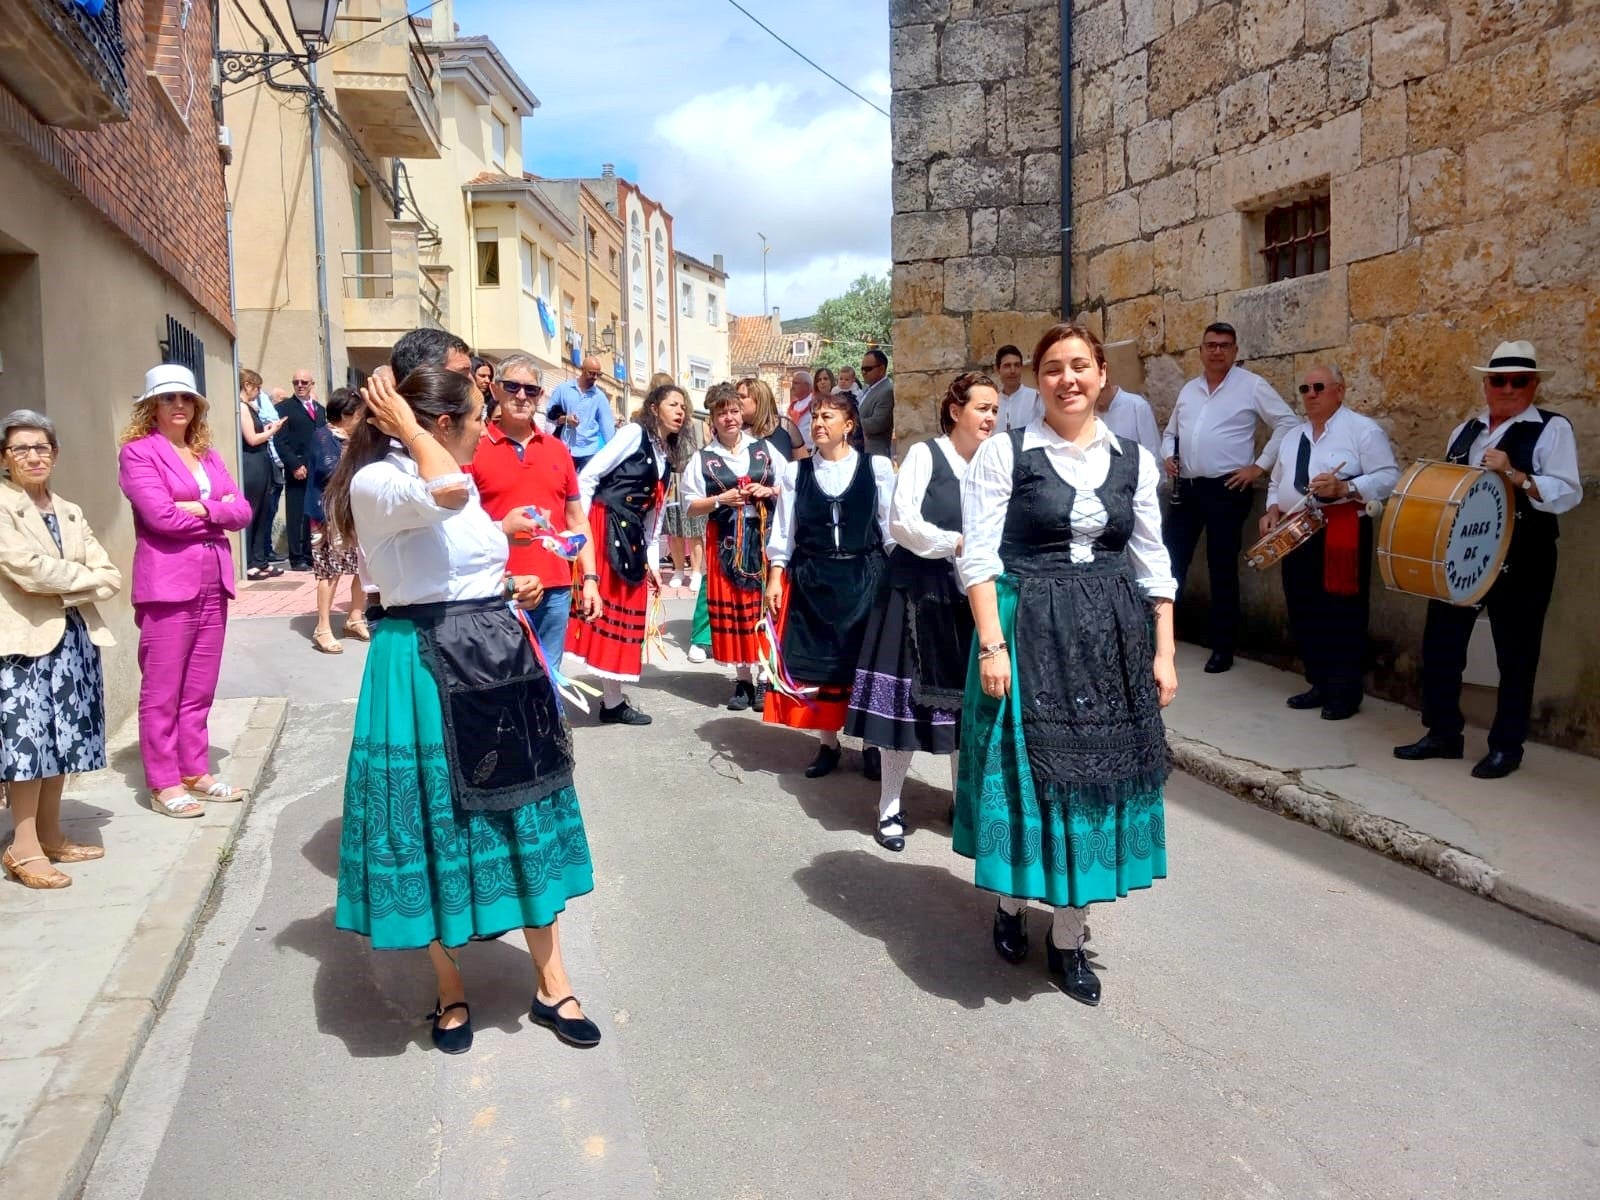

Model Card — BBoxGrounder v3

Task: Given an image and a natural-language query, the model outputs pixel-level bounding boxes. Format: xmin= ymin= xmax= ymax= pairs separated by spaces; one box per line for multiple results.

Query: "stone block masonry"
xmin=890 ymin=0 xmax=1600 ymax=757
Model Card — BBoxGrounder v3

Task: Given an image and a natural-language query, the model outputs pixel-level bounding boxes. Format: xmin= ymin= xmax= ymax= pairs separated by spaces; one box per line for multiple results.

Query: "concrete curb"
xmin=0 ymin=697 xmax=289 ymax=1200
xmin=1168 ymin=734 xmax=1600 ymax=945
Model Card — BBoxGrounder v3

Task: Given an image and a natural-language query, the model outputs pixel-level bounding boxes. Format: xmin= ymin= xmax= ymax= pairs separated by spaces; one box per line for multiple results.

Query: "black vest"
xmin=1446 ymin=409 xmax=1563 ymax=548
xmin=593 ymin=432 xmax=664 ymax=583
xmin=998 ymin=428 xmax=1138 ymax=574
xmin=701 ymin=438 xmax=779 ymax=534
xmin=888 ymin=439 xmax=963 ymax=585
xmin=794 ymin=453 xmax=883 ymax=558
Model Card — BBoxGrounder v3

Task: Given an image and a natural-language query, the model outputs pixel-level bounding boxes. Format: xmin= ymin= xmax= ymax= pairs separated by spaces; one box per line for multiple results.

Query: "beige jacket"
xmin=0 ymin=479 xmax=120 ymax=658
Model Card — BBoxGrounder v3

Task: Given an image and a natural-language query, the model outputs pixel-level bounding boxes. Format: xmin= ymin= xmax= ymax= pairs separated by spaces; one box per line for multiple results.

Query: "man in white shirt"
xmin=1395 ymin=339 xmax=1583 ymax=779
xmin=788 ymin=370 xmax=816 ymax=452
xmin=1262 ymin=364 xmax=1399 ymax=720
xmin=1160 ymin=322 xmax=1299 ymax=672
xmin=1097 ymin=378 xmax=1161 ymax=460
xmin=995 ymin=344 xmax=1041 ymax=431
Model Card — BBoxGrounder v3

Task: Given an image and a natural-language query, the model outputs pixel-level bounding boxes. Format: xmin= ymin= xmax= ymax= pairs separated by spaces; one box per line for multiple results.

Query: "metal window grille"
xmin=1261 ymin=196 xmax=1330 ymax=283
xmin=160 ymin=316 xmax=206 ymax=394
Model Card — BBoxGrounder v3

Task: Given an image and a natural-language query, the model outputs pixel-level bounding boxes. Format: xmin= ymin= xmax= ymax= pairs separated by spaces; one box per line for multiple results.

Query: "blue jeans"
xmin=529 ymin=586 xmax=572 ymax=676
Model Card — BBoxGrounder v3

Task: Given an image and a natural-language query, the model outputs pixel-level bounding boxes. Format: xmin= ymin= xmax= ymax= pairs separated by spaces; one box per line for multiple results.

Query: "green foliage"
xmin=810 ymin=272 xmax=891 ymax=373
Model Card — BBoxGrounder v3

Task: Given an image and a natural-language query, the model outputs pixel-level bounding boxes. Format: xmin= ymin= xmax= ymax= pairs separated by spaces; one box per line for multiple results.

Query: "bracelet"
xmin=977 ymin=640 xmax=1009 ymax=660
xmin=405 ymin=427 xmax=431 ymax=445
xmin=582 ymin=572 xmax=600 ymax=583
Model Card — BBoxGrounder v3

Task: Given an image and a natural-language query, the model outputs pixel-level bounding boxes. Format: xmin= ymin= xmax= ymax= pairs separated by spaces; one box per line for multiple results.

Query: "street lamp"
xmin=599 ymin=324 xmax=618 ymax=354
xmin=287 ymin=0 xmax=339 ymax=46
xmin=757 ymin=231 xmax=770 ymax=317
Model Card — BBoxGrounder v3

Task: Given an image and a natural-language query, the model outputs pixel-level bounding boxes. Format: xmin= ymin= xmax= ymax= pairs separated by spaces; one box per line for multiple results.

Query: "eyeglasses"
xmin=1202 ymin=341 xmax=1237 ymax=352
xmin=1486 ymin=374 xmax=1534 ymax=389
xmin=4 ymin=443 xmax=53 ymax=459
xmin=500 ymin=380 xmax=544 ymax=399
xmin=1298 ymin=381 xmax=1329 ymax=395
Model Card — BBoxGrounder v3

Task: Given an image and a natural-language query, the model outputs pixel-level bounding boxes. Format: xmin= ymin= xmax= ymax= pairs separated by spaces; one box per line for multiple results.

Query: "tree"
xmin=810 ymin=272 xmax=891 ymax=374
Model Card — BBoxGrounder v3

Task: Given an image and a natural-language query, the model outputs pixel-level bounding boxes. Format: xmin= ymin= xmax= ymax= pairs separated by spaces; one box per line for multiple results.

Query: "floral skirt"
xmin=335 ymin=618 xmax=593 ymax=950
xmin=0 ymin=613 xmax=107 ymax=782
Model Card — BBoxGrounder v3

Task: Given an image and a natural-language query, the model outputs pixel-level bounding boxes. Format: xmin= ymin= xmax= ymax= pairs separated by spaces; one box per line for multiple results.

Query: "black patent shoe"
xmin=862 ymin=746 xmax=882 ymax=781
xmin=726 ymin=681 xmax=755 ymax=711
xmin=1393 ymin=732 xmax=1464 ymax=761
xmin=1286 ymin=686 xmax=1325 ymax=710
xmin=428 ymin=1001 xmax=473 ymax=1054
xmin=1320 ymin=701 xmax=1360 ymax=721
xmin=1204 ymin=651 xmax=1234 ymax=674
xmin=599 ymin=700 xmax=653 ymax=726
xmin=804 ymin=744 xmax=842 ymax=778
xmin=1046 ymin=935 xmax=1101 ymax=1006
xmin=992 ymin=904 xmax=1030 ymax=965
xmin=530 ymin=994 xmax=601 ymax=1048
xmin=1471 ymin=748 xmax=1522 ymax=779
xmin=874 ymin=814 xmax=908 ymax=852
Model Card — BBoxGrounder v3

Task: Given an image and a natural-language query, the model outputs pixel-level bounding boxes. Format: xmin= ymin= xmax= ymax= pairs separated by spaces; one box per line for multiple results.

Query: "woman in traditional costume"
xmin=763 ymin=392 xmax=895 ymax=777
xmin=681 ymin=383 xmax=785 ymax=710
xmin=565 ymin=382 xmax=689 ymax=726
xmin=955 ymin=322 xmax=1178 ymax=1007
xmin=844 ymin=373 xmax=999 ymax=851
xmin=326 ymin=365 xmax=599 ymax=1055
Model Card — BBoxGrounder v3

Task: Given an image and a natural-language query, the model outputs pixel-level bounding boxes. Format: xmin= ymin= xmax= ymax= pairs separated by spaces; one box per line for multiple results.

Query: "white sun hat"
xmin=1469 ymin=340 xmax=1552 ymax=375
xmin=137 ymin=363 xmax=203 ymax=403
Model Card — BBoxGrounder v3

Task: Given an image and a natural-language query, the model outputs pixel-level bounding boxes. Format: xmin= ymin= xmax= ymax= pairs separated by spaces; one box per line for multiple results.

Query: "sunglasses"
xmin=293 ymin=380 xmax=314 ymax=387
xmin=500 ymin=380 xmax=544 ymax=399
xmin=1486 ymin=374 xmax=1534 ymax=389
xmin=1298 ymin=381 xmax=1330 ymax=395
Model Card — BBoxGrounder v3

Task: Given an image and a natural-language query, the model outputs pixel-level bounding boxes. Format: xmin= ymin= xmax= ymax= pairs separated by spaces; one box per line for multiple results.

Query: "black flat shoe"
xmin=599 ymin=700 xmax=652 ymax=726
xmin=874 ymin=814 xmax=907 ymax=852
xmin=529 ymin=994 xmax=601 ymax=1048
xmin=862 ymin=746 xmax=881 ymax=781
xmin=1204 ymin=651 xmax=1234 ymax=674
xmin=992 ymin=903 xmax=1029 ymax=965
xmin=804 ymin=744 xmax=842 ymax=778
xmin=1286 ymin=687 xmax=1324 ymax=710
xmin=1046 ymin=934 xmax=1101 ymax=1006
xmin=1471 ymin=748 xmax=1522 ymax=779
xmin=428 ymin=1001 xmax=473 ymax=1054
xmin=1393 ymin=733 xmax=1464 ymax=761
xmin=726 ymin=681 xmax=754 ymax=711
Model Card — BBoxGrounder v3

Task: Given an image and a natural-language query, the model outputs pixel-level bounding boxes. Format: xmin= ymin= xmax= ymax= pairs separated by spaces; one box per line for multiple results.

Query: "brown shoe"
xmin=3 ymin=847 xmax=71 ymax=889
xmin=41 ymin=840 xmax=105 ymax=864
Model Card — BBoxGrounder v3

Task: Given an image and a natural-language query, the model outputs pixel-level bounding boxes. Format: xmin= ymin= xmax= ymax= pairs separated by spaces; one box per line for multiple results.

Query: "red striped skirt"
xmin=707 ymin=532 xmax=764 ymax=668
xmin=760 ymin=577 xmax=848 ymax=732
xmin=564 ymin=501 xmax=649 ymax=681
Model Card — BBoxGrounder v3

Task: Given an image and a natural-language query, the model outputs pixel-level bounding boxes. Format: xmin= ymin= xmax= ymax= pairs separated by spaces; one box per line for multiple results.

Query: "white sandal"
xmin=182 ymin=776 xmax=247 ymax=803
xmin=149 ymin=790 xmax=204 ymax=819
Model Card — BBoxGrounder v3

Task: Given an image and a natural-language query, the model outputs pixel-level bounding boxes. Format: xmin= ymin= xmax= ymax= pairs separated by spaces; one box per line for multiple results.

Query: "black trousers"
xmin=1281 ymin=518 xmax=1373 ymax=707
xmin=1419 ymin=539 xmax=1558 ymax=754
xmin=1163 ymin=476 xmax=1254 ymax=655
xmin=283 ymin=479 xmax=312 ymax=566
xmin=240 ymin=454 xmax=275 ymax=569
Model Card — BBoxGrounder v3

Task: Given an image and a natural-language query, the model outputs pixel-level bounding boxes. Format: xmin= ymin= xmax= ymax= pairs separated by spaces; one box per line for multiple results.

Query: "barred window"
xmin=1261 ymin=195 xmax=1330 ymax=283
xmin=161 ymin=316 xmax=206 ymax=394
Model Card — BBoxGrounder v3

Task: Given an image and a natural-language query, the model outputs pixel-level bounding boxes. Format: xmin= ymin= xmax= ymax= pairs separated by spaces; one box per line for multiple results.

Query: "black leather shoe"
xmin=804 ymin=744 xmax=842 ymax=778
xmin=1046 ymin=934 xmax=1101 ymax=1006
xmin=1471 ymin=749 xmax=1522 ymax=779
xmin=1286 ymin=687 xmax=1325 ymax=710
xmin=1320 ymin=702 xmax=1360 ymax=721
xmin=862 ymin=746 xmax=881 ymax=781
xmin=1393 ymin=733 xmax=1464 ymax=761
xmin=599 ymin=700 xmax=652 ymax=726
xmin=726 ymin=681 xmax=754 ymax=711
xmin=992 ymin=903 xmax=1029 ymax=965
xmin=428 ymin=1001 xmax=473 ymax=1054
xmin=529 ymin=994 xmax=601 ymax=1048
xmin=1204 ymin=651 xmax=1234 ymax=674
xmin=874 ymin=814 xmax=907 ymax=852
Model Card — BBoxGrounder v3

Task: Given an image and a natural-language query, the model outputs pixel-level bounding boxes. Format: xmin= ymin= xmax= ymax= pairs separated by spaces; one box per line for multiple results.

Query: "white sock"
xmin=997 ymin=894 xmax=1027 ymax=917
xmin=1051 ymin=905 xmax=1088 ymax=949
xmin=877 ymin=748 xmax=914 ymax=828
xmin=948 ymin=751 xmax=959 ymax=795
xmin=601 ymin=679 xmax=625 ymax=708
xmin=736 ymin=664 xmax=753 ymax=682
xmin=818 ymin=730 xmax=839 ymax=750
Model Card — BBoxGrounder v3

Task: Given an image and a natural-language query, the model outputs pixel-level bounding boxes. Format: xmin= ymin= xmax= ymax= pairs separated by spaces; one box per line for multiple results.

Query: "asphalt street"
xmin=83 ymin=620 xmax=1600 ymax=1200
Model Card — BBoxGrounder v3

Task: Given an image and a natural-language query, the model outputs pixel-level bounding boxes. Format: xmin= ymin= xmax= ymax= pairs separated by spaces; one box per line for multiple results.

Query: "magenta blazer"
xmin=118 ymin=432 xmax=253 ymax=606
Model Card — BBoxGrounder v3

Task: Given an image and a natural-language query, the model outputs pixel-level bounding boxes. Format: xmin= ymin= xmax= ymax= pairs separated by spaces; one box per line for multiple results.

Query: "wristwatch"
xmin=1519 ymin=472 xmax=1534 ymax=491
xmin=582 ymin=572 xmax=600 ymax=583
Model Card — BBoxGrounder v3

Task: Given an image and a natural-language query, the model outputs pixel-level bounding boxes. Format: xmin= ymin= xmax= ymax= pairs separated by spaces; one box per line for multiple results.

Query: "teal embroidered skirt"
xmin=335 ymin=618 xmax=594 ymax=950
xmin=952 ymin=574 xmax=1167 ymax=908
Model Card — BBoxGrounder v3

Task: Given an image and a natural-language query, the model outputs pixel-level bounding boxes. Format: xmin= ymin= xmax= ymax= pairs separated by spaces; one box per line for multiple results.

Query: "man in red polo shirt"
xmin=470 ymin=353 xmax=601 ymax=669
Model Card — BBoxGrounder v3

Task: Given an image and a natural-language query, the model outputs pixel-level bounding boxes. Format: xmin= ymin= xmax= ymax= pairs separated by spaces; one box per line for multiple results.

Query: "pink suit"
xmin=118 ymin=433 xmax=252 ymax=791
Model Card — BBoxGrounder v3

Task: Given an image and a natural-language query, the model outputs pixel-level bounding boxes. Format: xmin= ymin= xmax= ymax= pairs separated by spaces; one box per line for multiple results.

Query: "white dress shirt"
xmin=958 ymin=418 xmax=1177 ymax=601
xmin=350 ymin=449 xmax=508 ymax=607
xmin=1267 ymin=406 xmax=1401 ymax=511
xmin=1160 ymin=365 xmax=1298 ymax=476
xmin=1447 ymin=406 xmax=1583 ymax=515
xmin=891 ymin=437 xmax=968 ymax=561
xmin=578 ymin=422 xmax=670 ymax=569
xmin=1000 ymin=385 xmax=1042 ymax=432
xmin=681 ymin=432 xmax=789 ymax=517
xmin=1099 ymin=388 xmax=1161 ymax=460
xmin=766 ymin=449 xmax=897 ymax=568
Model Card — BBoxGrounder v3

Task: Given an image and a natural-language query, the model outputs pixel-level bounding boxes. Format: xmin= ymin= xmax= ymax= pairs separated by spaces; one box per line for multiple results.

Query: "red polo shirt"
xmin=469 ymin=421 xmax=581 ymax=583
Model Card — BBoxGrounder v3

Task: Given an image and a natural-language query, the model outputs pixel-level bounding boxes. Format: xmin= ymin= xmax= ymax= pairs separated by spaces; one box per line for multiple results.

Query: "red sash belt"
xmin=1322 ymin=502 xmax=1361 ymax=597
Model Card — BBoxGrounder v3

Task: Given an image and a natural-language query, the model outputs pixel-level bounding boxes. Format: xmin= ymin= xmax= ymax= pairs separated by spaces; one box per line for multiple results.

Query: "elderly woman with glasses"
xmin=118 ymin=365 xmax=253 ymax=818
xmin=0 ymin=411 xmax=122 ymax=888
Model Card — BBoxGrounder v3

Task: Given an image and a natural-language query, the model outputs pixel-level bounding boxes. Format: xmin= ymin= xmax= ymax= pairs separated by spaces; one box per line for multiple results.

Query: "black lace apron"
xmin=592 ymin=434 xmax=663 ymax=585
xmin=704 ymin=439 xmax=779 ymax=592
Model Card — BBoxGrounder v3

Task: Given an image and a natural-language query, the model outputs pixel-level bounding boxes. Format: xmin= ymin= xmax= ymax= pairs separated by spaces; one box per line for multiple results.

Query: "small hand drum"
xmin=1246 ymin=504 xmax=1325 ymax=570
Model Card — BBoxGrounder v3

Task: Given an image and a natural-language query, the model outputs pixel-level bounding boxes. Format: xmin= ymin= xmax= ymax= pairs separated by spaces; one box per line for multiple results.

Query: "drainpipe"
xmin=308 ymin=51 xmax=334 ymax=389
xmin=1059 ymin=0 xmax=1073 ymax=317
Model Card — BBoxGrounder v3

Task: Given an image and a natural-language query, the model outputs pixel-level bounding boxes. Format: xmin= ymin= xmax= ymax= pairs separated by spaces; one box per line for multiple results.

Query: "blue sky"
xmin=454 ymin=0 xmax=891 ymax=317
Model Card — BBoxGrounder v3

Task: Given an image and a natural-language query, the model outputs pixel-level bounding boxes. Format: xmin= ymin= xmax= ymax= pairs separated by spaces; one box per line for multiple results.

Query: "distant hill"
xmin=781 ymin=314 xmax=816 ymax=332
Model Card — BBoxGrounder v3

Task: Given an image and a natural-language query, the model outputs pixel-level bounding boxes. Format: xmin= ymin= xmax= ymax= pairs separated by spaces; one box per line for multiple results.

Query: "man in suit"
xmin=858 ymin=348 xmax=895 ymax=458
xmin=275 ymin=368 xmax=327 ymax=570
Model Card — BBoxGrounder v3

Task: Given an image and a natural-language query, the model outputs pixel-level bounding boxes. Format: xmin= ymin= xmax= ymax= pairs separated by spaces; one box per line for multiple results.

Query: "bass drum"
xmin=1377 ymin=461 xmax=1512 ymax=606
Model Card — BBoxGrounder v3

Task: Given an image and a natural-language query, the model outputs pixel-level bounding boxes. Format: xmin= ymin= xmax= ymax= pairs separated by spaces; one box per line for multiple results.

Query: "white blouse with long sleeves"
xmin=957 ymin=418 xmax=1177 ymax=601
xmin=766 ymin=449 xmax=897 ymax=569
xmin=577 ymin=421 xmax=670 ymax=570
xmin=681 ymin=431 xmax=789 ymax=517
xmin=350 ymin=447 xmax=508 ymax=606
xmin=890 ymin=437 xmax=968 ymax=561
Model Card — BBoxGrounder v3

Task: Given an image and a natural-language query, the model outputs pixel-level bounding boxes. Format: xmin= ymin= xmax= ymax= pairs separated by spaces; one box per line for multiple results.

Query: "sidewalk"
xmin=0 ymin=697 xmax=287 ymax=1200
xmin=1162 ymin=643 xmax=1600 ymax=943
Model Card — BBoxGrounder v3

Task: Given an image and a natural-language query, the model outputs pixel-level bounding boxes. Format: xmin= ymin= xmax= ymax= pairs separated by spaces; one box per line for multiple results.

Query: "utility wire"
xmin=722 ymin=0 xmax=889 ymax=118
xmin=221 ymin=0 xmax=444 ymax=99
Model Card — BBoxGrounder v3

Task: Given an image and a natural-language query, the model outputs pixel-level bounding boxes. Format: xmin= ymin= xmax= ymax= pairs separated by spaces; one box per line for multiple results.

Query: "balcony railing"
xmin=342 ymin=243 xmax=444 ymax=346
xmin=0 ymin=0 xmax=130 ymax=127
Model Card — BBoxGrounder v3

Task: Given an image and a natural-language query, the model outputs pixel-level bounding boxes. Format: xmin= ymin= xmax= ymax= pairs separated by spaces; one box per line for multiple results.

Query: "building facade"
xmin=539 ymin=173 xmax=627 ymax=409
xmin=674 ymin=250 xmax=731 ymax=409
xmin=0 ymin=0 xmax=237 ymax=726
xmin=729 ymin=309 xmax=819 ymax=419
xmin=889 ymin=0 xmax=1600 ymax=754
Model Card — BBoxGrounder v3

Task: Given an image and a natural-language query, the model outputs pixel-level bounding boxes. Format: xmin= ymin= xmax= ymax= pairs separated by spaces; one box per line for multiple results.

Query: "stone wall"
xmin=890 ymin=0 xmax=1600 ymax=755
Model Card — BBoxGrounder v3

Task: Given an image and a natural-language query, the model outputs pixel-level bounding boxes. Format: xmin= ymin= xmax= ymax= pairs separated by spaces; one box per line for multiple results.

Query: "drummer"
xmin=1395 ymin=340 xmax=1581 ymax=779
xmin=1262 ymin=365 xmax=1398 ymax=719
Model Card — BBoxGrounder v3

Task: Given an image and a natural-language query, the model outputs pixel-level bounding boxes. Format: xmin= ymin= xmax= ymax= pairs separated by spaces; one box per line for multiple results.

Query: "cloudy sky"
xmin=455 ymin=0 xmax=891 ymax=319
